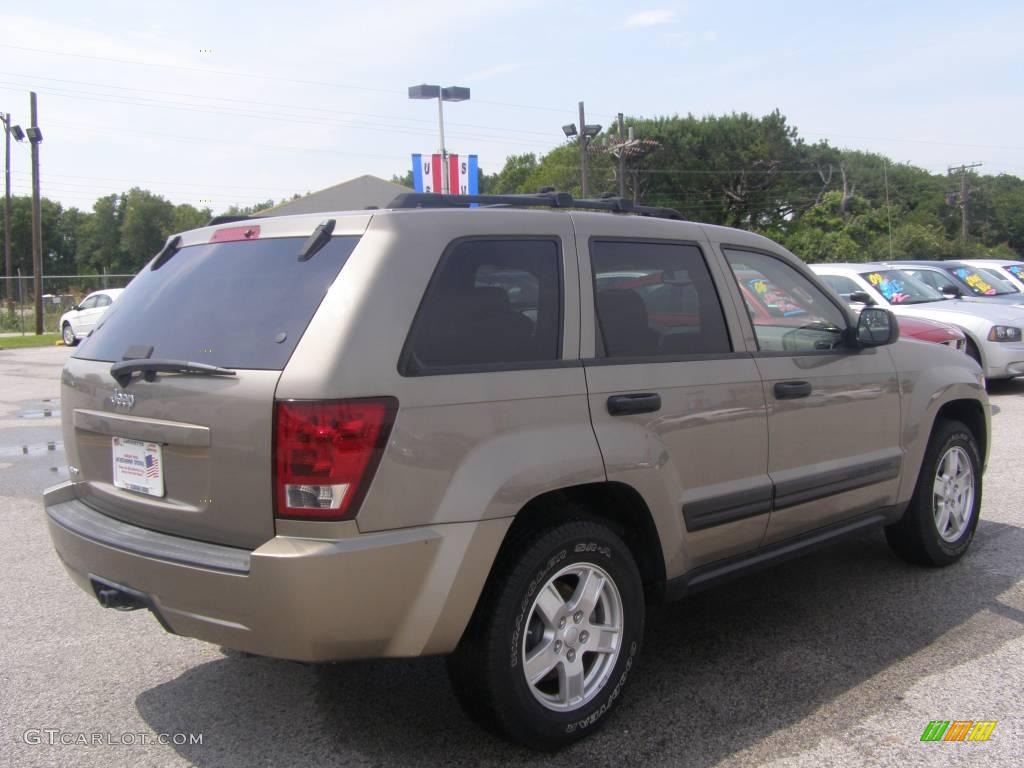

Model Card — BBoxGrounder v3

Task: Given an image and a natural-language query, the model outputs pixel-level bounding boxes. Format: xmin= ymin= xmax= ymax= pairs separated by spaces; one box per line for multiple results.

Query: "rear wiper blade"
xmin=110 ymin=359 xmax=237 ymax=387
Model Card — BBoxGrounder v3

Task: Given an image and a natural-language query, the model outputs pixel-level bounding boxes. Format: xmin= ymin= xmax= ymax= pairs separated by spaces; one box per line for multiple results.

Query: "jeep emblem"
xmin=109 ymin=390 xmax=135 ymax=410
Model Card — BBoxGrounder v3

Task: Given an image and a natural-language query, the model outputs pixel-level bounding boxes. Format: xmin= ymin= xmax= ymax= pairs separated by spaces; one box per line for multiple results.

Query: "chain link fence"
xmin=0 ymin=271 xmax=135 ymax=335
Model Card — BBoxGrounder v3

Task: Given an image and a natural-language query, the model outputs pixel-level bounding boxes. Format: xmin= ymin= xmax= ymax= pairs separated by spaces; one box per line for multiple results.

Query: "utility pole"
xmin=29 ymin=92 xmax=42 ymax=335
xmin=578 ymin=101 xmax=589 ymax=197
xmin=948 ymin=162 xmax=982 ymax=248
xmin=617 ymin=113 xmax=626 ymax=198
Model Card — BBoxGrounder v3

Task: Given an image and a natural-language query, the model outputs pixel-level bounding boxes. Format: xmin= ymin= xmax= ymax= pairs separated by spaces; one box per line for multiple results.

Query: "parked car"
xmin=892 ymin=316 xmax=966 ymax=352
xmin=812 ymin=263 xmax=1024 ymax=379
xmin=957 ymin=258 xmax=1024 ymax=293
xmin=742 ymin=270 xmax=966 ymax=352
xmin=59 ymin=289 xmax=125 ymax=346
xmin=45 ymin=196 xmax=989 ymax=750
xmin=890 ymin=260 xmax=1024 ymax=305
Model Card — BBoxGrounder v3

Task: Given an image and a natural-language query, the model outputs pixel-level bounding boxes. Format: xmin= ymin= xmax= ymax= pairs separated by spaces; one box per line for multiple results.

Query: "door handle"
xmin=607 ymin=393 xmax=662 ymax=416
xmin=774 ymin=381 xmax=812 ymax=400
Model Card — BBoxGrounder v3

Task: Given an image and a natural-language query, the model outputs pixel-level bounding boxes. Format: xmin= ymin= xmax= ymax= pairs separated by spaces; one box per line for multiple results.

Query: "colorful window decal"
xmin=952 ymin=268 xmax=995 ymax=295
xmin=867 ymin=272 xmax=909 ymax=304
xmin=746 ymin=278 xmax=806 ymax=316
xmin=1006 ymin=265 xmax=1024 ymax=279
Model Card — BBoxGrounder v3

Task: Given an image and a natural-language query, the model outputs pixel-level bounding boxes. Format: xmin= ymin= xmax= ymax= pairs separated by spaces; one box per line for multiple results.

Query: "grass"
xmin=0 ymin=333 xmax=63 ymax=350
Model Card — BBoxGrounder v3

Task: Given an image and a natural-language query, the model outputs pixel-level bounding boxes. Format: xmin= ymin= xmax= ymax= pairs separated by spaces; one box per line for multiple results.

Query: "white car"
xmin=811 ymin=262 xmax=1024 ymax=380
xmin=958 ymin=258 xmax=1024 ymax=293
xmin=59 ymin=289 xmax=124 ymax=346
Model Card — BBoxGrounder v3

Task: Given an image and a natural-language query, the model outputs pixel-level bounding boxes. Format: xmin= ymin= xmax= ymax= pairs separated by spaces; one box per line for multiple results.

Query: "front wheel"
xmin=447 ymin=520 xmax=644 ymax=750
xmin=62 ymin=323 xmax=78 ymax=347
xmin=885 ymin=419 xmax=982 ymax=566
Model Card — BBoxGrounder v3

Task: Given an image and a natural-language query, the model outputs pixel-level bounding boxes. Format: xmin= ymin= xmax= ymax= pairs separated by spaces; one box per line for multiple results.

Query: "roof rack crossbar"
xmin=386 ymin=192 xmax=683 ymax=221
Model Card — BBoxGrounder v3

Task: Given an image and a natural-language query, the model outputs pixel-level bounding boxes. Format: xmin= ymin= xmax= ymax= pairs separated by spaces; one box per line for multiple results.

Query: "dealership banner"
xmin=412 ymin=154 xmax=478 ymax=194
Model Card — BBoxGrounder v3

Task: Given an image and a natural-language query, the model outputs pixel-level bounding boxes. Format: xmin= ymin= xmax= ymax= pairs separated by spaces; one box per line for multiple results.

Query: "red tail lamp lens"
xmin=273 ymin=398 xmax=396 ymax=520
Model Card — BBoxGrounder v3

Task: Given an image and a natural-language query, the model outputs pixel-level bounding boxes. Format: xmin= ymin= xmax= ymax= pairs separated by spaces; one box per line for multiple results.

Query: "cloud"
xmin=625 ymin=10 xmax=675 ymax=28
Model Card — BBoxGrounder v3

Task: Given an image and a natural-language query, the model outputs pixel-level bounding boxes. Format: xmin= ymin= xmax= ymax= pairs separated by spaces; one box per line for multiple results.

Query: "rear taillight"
xmin=273 ymin=398 xmax=397 ymax=521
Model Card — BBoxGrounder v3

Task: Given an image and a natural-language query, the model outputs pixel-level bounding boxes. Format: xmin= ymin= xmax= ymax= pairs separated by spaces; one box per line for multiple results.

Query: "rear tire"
xmin=447 ymin=519 xmax=644 ymax=750
xmin=62 ymin=323 xmax=78 ymax=347
xmin=885 ymin=419 xmax=981 ymax=566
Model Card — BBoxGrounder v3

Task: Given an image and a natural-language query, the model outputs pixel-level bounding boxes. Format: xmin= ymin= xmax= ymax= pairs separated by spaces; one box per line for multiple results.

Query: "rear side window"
xmin=591 ymin=240 xmax=731 ymax=358
xmin=401 ymin=238 xmax=562 ymax=374
xmin=75 ymin=236 xmax=360 ymax=370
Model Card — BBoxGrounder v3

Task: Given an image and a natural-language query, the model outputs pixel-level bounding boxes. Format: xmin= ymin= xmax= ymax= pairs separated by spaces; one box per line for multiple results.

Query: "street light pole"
xmin=29 ymin=91 xmax=43 ymax=335
xmin=437 ymin=97 xmax=449 ymax=194
xmin=2 ymin=112 xmax=11 ymax=307
xmin=409 ymin=84 xmax=470 ymax=195
xmin=578 ymin=102 xmax=589 ymax=198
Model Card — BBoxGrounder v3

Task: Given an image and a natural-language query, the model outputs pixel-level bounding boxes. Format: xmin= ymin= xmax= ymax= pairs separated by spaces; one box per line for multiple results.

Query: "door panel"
xmin=575 ymin=223 xmax=769 ymax=577
xmin=720 ymin=247 xmax=902 ymax=544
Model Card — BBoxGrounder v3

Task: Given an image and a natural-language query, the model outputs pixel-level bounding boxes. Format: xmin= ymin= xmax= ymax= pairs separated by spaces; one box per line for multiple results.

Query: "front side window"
xmin=591 ymin=241 xmax=731 ymax=358
xmin=78 ymin=296 xmax=98 ymax=310
xmin=402 ymin=238 xmax=561 ymax=373
xmin=724 ymin=249 xmax=847 ymax=353
xmin=903 ymin=268 xmax=963 ymax=294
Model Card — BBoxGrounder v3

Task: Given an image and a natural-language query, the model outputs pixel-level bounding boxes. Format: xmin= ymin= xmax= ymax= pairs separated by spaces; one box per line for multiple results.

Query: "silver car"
xmin=812 ymin=262 xmax=1024 ymax=379
xmin=959 ymin=258 xmax=1024 ymax=293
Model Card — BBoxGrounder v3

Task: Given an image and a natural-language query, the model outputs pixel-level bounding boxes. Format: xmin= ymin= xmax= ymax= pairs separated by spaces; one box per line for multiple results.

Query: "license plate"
xmin=111 ymin=437 xmax=165 ymax=498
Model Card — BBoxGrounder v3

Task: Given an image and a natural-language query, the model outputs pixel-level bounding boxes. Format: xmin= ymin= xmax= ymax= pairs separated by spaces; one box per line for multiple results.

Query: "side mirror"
xmin=71 ymin=304 xmax=80 ymax=312
xmin=941 ymin=284 xmax=962 ymax=299
xmin=847 ymin=290 xmax=876 ymax=306
xmin=854 ymin=307 xmax=899 ymax=347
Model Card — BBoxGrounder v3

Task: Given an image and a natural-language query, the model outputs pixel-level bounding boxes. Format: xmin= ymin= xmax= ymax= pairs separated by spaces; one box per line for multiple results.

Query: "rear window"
xmin=400 ymin=237 xmax=562 ymax=374
xmin=75 ymin=236 xmax=360 ymax=370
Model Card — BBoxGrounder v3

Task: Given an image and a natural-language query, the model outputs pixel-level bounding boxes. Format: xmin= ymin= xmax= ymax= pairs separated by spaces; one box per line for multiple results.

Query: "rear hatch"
xmin=61 ymin=226 xmax=362 ymax=549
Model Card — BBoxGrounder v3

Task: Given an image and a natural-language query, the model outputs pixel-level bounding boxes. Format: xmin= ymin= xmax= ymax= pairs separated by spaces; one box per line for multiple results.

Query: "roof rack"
xmin=386 ymin=191 xmax=684 ymax=221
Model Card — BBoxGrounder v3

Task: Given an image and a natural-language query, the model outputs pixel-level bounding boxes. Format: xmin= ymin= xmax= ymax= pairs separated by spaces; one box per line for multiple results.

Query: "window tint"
xmin=818 ymin=273 xmax=861 ymax=297
xmin=402 ymin=238 xmax=561 ymax=373
xmin=75 ymin=236 xmax=360 ymax=370
xmin=591 ymin=241 xmax=731 ymax=358
xmin=724 ymin=249 xmax=847 ymax=353
xmin=79 ymin=296 xmax=98 ymax=310
xmin=904 ymin=268 xmax=958 ymax=294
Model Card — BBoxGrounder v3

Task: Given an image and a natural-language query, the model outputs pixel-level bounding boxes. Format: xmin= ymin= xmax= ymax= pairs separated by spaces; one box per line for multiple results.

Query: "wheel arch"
xmin=490 ymin=481 xmax=667 ymax=605
xmin=934 ymin=398 xmax=988 ymax=466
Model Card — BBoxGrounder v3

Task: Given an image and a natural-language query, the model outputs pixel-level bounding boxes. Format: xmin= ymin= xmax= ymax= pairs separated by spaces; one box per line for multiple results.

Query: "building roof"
xmin=259 ymin=175 xmax=413 ymax=216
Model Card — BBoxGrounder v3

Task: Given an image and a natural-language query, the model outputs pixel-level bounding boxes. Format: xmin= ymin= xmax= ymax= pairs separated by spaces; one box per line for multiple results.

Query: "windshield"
xmin=860 ymin=269 xmax=944 ymax=305
xmin=1006 ymin=264 xmax=1024 ymax=281
xmin=75 ymin=235 xmax=360 ymax=369
xmin=948 ymin=265 xmax=1018 ymax=295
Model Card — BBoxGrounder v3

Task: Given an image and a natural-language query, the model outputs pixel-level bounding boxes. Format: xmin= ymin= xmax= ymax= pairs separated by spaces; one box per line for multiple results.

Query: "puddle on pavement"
xmin=0 ymin=441 xmax=63 ymax=458
xmin=16 ymin=398 xmax=59 ymax=419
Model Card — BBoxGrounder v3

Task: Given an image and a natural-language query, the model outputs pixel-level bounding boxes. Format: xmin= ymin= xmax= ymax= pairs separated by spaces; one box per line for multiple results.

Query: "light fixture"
xmin=562 ymin=124 xmax=578 ymax=138
xmin=10 ymin=124 xmax=25 ymax=142
xmin=25 ymin=126 xmax=42 ymax=143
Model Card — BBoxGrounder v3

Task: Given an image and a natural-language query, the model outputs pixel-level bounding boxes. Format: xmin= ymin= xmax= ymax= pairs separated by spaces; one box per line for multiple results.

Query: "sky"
xmin=1 ymin=0 xmax=1022 ymax=213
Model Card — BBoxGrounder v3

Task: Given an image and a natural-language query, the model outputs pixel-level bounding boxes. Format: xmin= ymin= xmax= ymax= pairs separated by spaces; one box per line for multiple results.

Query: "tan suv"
xmin=44 ymin=192 xmax=989 ymax=750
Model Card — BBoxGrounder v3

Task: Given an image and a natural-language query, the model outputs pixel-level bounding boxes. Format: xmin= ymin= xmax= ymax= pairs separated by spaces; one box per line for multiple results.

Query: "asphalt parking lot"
xmin=1 ymin=346 xmax=1021 ymax=768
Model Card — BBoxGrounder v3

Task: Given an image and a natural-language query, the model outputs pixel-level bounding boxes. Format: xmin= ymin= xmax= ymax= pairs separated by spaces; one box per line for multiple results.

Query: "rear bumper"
xmin=44 ymin=482 xmax=510 ymax=662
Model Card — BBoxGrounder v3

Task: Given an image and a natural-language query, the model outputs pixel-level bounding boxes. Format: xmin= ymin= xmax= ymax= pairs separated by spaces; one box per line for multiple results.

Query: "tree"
xmin=120 ymin=188 xmax=176 ymax=272
xmin=172 ymin=203 xmax=213 ymax=233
